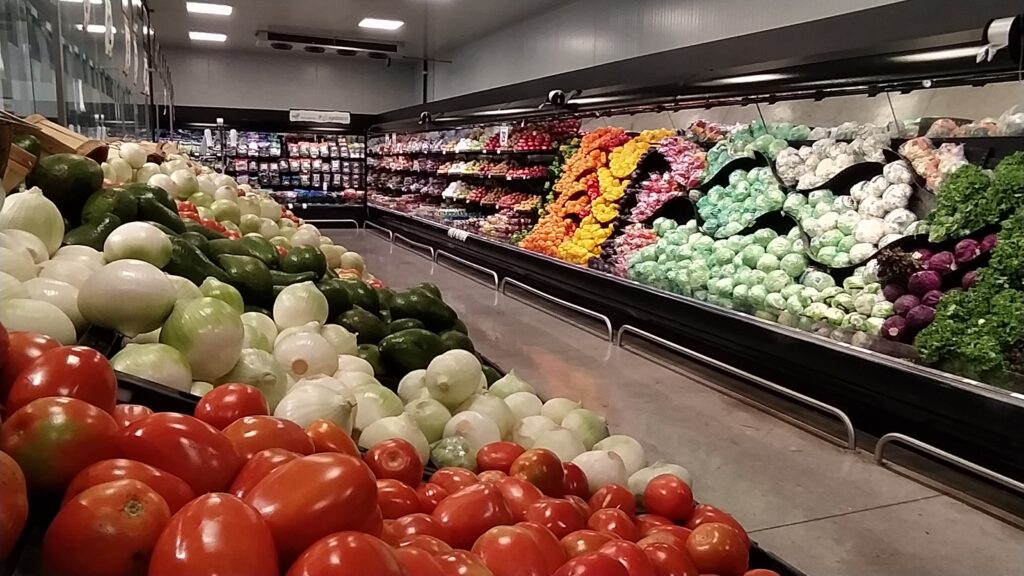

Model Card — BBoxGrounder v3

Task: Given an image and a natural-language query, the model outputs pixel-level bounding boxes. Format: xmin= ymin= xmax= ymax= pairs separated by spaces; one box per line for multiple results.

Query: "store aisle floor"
xmin=330 ymin=230 xmax=1024 ymax=576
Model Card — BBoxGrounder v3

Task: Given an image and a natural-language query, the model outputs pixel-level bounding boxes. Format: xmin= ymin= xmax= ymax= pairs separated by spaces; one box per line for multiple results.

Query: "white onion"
xmin=119 ymin=142 xmax=147 ymax=168
xmin=513 ymin=415 xmax=560 ymax=449
xmin=111 ymin=343 xmax=192 ymax=392
xmin=457 ymin=394 xmax=515 ymax=440
xmin=404 ymin=397 xmax=451 ymax=443
xmin=335 ymin=354 xmax=373 ymax=376
xmin=322 ymin=324 xmax=358 ymax=356
xmin=561 ymin=408 xmax=609 ymax=450
xmin=168 ymin=275 xmax=203 ymax=303
xmin=191 ymin=381 xmax=214 ymax=397
xmin=160 ymin=297 xmax=243 ymax=382
xmin=127 ymin=328 xmax=161 ymax=345
xmin=4 ymin=230 xmax=49 ymax=264
xmin=170 ymin=169 xmax=199 ymax=199
xmin=350 ymin=382 xmax=404 ymax=436
xmin=292 ymin=374 xmax=352 ymax=395
xmin=488 ymin=370 xmax=536 ymax=398
xmin=53 ymin=245 xmax=105 ymax=268
xmin=273 ymin=331 xmax=338 ymax=379
xmin=397 ymin=369 xmax=429 ymax=403
xmin=23 ymin=278 xmax=86 ymax=332
xmin=0 ymin=271 xmax=28 ymax=302
xmin=275 ymin=383 xmax=356 ymax=433
xmin=136 ymin=162 xmax=161 ymax=184
xmin=273 ymin=322 xmax=320 ymax=348
xmin=290 ymin=228 xmax=320 ymax=247
xmin=103 ymin=222 xmax=172 ymax=267
xmin=79 ymin=259 xmax=176 ymax=337
xmin=218 ymin=348 xmax=288 ymax=410
xmin=443 ymin=411 xmax=500 ymax=454
xmin=241 ymin=312 xmax=278 ymax=347
xmin=0 ymin=246 xmax=37 ymax=281
xmin=197 ymin=174 xmax=218 ymax=195
xmin=38 ymin=259 xmax=93 ymax=288
xmin=534 ymin=427 xmax=585 ymax=461
xmin=504 ymin=391 xmax=543 ymax=420
xmin=628 ymin=462 xmax=694 ymax=502
xmin=572 ymin=450 xmax=628 ymax=493
xmin=148 ymin=173 xmax=179 ymax=199
xmin=109 ymin=158 xmax=132 ymax=183
xmin=359 ymin=413 xmax=430 ymax=464
xmin=425 ymin=350 xmax=482 ymax=409
xmin=0 ymin=298 xmax=76 ymax=343
xmin=541 ymin=397 xmax=581 ymax=423
xmin=0 ymin=187 xmax=63 ymax=256
xmin=214 ymin=186 xmax=238 ymax=201
xmin=594 ymin=435 xmax=647 ymax=477
xmin=273 ymin=282 xmax=328 ymax=329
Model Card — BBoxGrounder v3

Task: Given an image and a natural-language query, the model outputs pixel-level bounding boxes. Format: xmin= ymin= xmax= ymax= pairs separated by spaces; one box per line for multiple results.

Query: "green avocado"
xmin=412 ymin=282 xmax=443 ymax=300
xmin=279 ymin=245 xmax=327 ymax=277
xmin=183 ymin=219 xmax=227 ymax=240
xmin=375 ymin=286 xmax=396 ymax=310
xmin=218 ymin=254 xmax=274 ymax=308
xmin=387 ymin=318 xmax=425 ymax=334
xmin=239 ymin=236 xmax=279 ymax=269
xmin=26 ymin=153 xmax=104 ymax=226
xmin=164 ymin=237 xmax=232 ymax=286
xmin=357 ymin=344 xmax=386 ymax=377
xmin=451 ymin=318 xmax=469 ymax=335
xmin=63 ymin=213 xmax=121 ymax=251
xmin=206 ymin=238 xmax=250 ymax=259
xmin=136 ymin=196 xmax=185 ymax=234
xmin=336 ymin=279 xmax=380 ymax=313
xmin=270 ymin=270 xmax=319 ymax=286
xmin=482 ymin=366 xmax=502 ymax=386
xmin=81 ymin=186 xmax=138 ymax=224
xmin=379 ymin=329 xmax=447 ymax=374
xmin=178 ymin=232 xmax=210 ymax=256
xmin=389 ymin=290 xmax=457 ymax=332
xmin=317 ymin=278 xmax=354 ymax=319
xmin=13 ymin=134 xmax=41 ymax=157
xmin=122 ymin=183 xmax=177 ymax=212
xmin=439 ymin=330 xmax=475 ymax=353
xmin=337 ymin=306 xmax=388 ymax=345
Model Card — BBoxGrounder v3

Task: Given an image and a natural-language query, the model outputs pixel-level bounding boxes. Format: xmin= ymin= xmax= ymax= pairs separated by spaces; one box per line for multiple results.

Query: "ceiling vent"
xmin=256 ymin=30 xmax=401 ymax=60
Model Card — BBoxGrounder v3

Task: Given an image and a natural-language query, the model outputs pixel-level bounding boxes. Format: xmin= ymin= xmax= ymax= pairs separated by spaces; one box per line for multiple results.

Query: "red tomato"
xmin=194 ymin=383 xmax=269 ymax=429
xmin=415 ymin=481 xmax=449 ymax=513
xmin=644 ymin=475 xmax=694 ymax=522
xmin=435 ymin=550 xmax=495 ymax=576
xmin=477 ymin=470 xmax=507 ymax=484
xmin=63 ymin=459 xmax=195 ymax=513
xmin=42 ymin=479 xmax=170 ymax=576
xmin=646 ymin=525 xmax=693 ymax=546
xmin=119 ymin=413 xmax=242 ymax=495
xmin=685 ymin=504 xmax=750 ymax=547
xmin=472 ymin=525 xmax=551 ymax=576
xmin=244 ymin=453 xmax=377 ymax=562
xmin=431 ymin=482 xmax=514 ymax=549
xmin=306 ymin=418 xmax=359 ymax=456
xmin=515 ymin=521 xmax=567 ymax=573
xmin=364 ymin=438 xmax=424 ymax=486
xmin=0 ymin=322 xmax=8 ymax=381
xmin=0 ymin=332 xmax=60 ymax=401
xmin=398 ymin=534 xmax=452 ymax=555
xmin=476 ymin=441 xmax=526 ymax=474
xmin=5 ymin=346 xmax=116 ymax=415
xmin=744 ymin=571 xmax=782 ymax=576
xmin=223 ymin=415 xmax=314 ymax=460
xmin=111 ymin=404 xmax=153 ymax=429
xmin=377 ymin=478 xmax=421 ymax=519
xmin=553 ymin=552 xmax=629 ymax=576
xmin=0 ymin=451 xmax=28 ymax=560
xmin=430 ymin=467 xmax=479 ymax=494
xmin=361 ymin=506 xmax=385 ymax=539
xmin=589 ymin=484 xmax=636 ymax=517
xmin=148 ymin=493 xmax=278 ymax=576
xmin=510 ymin=449 xmax=564 ymax=496
xmin=524 ymin=498 xmax=585 ymax=539
xmin=600 ymin=540 xmax=657 ymax=576
xmin=394 ymin=546 xmax=447 ymax=576
xmin=495 ymin=476 xmax=544 ymax=522
xmin=390 ymin=513 xmax=445 ymax=540
xmin=1 ymin=396 xmax=118 ymax=490
xmin=229 ymin=448 xmax=301 ymax=500
xmin=565 ymin=495 xmax=593 ymax=521
xmin=286 ymin=532 xmax=403 ymax=576
xmin=638 ymin=531 xmax=688 ymax=552
xmin=685 ymin=522 xmax=749 ymax=576
xmin=560 ymin=529 xmax=617 ymax=558
xmin=636 ymin=514 xmax=673 ymax=536
xmin=641 ymin=541 xmax=700 ymax=576
xmin=561 ymin=462 xmax=589 ymax=499
xmin=587 ymin=508 xmax=639 ymax=541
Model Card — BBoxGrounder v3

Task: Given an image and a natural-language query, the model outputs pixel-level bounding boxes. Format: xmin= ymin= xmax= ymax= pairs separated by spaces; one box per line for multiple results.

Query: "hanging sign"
xmin=103 ymin=0 xmax=114 ymax=57
xmin=289 ymin=109 xmax=351 ymax=124
xmin=83 ymin=0 xmax=91 ymax=29
xmin=499 ymin=125 xmax=510 ymax=148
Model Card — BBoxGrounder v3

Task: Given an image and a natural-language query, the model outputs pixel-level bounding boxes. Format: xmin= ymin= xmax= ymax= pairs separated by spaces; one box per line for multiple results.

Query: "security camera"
xmin=547 ymin=90 xmax=567 ymax=107
xmin=419 ymin=111 xmax=432 ymax=125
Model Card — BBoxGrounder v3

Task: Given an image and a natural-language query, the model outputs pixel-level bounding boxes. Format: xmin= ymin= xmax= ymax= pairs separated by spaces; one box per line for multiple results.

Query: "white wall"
xmin=431 ymin=0 xmax=903 ymax=100
xmin=166 ymin=48 xmax=420 ymax=113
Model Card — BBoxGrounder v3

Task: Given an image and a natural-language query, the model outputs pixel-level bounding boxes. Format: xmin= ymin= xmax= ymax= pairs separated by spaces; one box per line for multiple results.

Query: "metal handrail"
xmin=394 ymin=233 xmax=436 ymax=259
xmin=434 ymin=250 xmax=500 ymax=290
xmin=304 ymin=219 xmax=362 ymax=229
xmin=499 ymin=278 xmax=614 ymax=341
xmin=364 ymin=221 xmax=393 ymax=241
xmin=616 ymin=324 xmax=856 ymax=449
xmin=875 ymin=433 xmax=1024 ymax=495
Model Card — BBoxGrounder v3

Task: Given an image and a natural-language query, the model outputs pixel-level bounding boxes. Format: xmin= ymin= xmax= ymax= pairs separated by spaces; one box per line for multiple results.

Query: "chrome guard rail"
xmin=875 ymin=433 xmax=1024 ymax=495
xmin=364 ymin=221 xmax=393 ymax=240
xmin=499 ymin=278 xmax=613 ymax=341
xmin=434 ymin=250 xmax=500 ymax=290
xmin=394 ymin=233 xmax=436 ymax=259
xmin=305 ymin=219 xmax=361 ymax=229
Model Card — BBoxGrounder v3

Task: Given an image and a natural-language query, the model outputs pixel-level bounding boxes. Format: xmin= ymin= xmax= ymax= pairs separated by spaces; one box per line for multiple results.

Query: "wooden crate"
xmin=2 ymin=145 xmax=37 ymax=192
xmin=23 ymin=114 xmax=108 ymax=163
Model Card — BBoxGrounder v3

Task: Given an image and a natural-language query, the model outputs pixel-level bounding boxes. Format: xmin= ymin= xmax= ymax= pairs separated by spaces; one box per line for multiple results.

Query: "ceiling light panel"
xmin=186 ymin=2 xmax=233 ymax=16
xmin=61 ymin=0 xmax=103 ymax=5
xmin=189 ymin=31 xmax=227 ymax=42
xmin=359 ymin=18 xmax=404 ymax=30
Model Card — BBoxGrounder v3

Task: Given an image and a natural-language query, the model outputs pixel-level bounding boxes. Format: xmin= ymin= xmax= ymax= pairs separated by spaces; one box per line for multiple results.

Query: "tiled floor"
xmin=330 ymin=230 xmax=1024 ymax=576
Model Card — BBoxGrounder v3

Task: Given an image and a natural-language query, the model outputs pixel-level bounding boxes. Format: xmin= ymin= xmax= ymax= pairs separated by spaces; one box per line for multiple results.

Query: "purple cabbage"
xmin=980 ymin=234 xmax=998 ymax=252
xmin=961 ymin=270 xmax=978 ymax=290
xmin=882 ymin=283 xmax=906 ymax=302
xmin=908 ymin=270 xmax=942 ymax=296
xmin=905 ymin=305 xmax=937 ymax=331
xmin=920 ymin=289 xmax=943 ymax=307
xmin=953 ymin=239 xmax=981 ymax=265
xmin=924 ymin=251 xmax=957 ymax=275
xmin=881 ymin=316 xmax=909 ymax=342
xmin=893 ymin=294 xmax=921 ymax=316
xmin=911 ymin=248 xmax=934 ymax=263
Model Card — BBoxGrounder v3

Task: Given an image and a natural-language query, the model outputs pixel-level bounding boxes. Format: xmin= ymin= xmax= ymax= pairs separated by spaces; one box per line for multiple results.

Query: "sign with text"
xmin=289 ymin=109 xmax=352 ymax=125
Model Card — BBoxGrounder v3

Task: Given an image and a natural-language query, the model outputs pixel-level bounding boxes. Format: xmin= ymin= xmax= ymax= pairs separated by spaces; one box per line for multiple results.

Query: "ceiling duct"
xmin=255 ymin=30 xmax=401 ymax=60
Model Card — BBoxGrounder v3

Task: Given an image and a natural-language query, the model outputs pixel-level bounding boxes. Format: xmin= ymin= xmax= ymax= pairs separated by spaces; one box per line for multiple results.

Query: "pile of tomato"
xmin=175 ymin=200 xmax=240 ymax=239
xmin=0 ymin=322 xmax=774 ymax=576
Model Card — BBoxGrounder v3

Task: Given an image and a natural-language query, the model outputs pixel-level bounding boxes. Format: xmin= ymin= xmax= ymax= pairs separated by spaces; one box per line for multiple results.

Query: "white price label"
xmin=447 ymin=228 xmax=470 ymax=242
xmin=499 ymin=125 xmax=510 ymax=148
xmin=287 ymin=203 xmax=294 ymax=210
xmin=301 ymin=203 xmax=308 ymax=210
xmin=322 ymin=182 xmax=328 ymax=191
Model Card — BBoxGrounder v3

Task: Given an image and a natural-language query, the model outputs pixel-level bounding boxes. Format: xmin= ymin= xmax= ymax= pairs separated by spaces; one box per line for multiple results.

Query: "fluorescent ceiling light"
xmin=61 ymin=0 xmax=103 ymax=5
xmin=891 ymin=46 xmax=982 ymax=63
xmin=186 ymin=2 xmax=233 ymax=16
xmin=359 ymin=18 xmax=404 ymax=30
xmin=75 ymin=24 xmax=113 ymax=34
xmin=569 ymin=96 xmax=630 ymax=105
xmin=705 ymin=73 xmax=791 ymax=86
xmin=474 ymin=108 xmax=534 ymax=116
xmin=189 ymin=31 xmax=227 ymax=42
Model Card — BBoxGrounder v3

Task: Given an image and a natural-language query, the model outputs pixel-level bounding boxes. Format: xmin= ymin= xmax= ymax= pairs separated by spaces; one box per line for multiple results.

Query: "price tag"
xmin=301 ymin=203 xmax=308 ymax=210
xmin=228 ymin=129 xmax=238 ymax=147
xmin=322 ymin=182 xmax=328 ymax=191
xmin=499 ymin=125 xmax=510 ymax=148
xmin=287 ymin=203 xmax=294 ymax=210
xmin=447 ymin=228 xmax=470 ymax=242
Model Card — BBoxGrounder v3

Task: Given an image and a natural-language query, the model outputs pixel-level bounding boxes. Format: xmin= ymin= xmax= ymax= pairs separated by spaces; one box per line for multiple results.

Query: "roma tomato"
xmin=553 ymin=552 xmax=629 ymax=576
xmin=112 ymin=404 xmax=153 ymax=429
xmin=307 ymin=418 xmax=359 ymax=456
xmin=393 ymin=546 xmax=446 ymax=576
xmin=431 ymin=482 xmax=514 ymax=549
xmin=565 ymin=495 xmax=592 ymax=522
xmin=149 ymin=493 xmax=278 ymax=576
xmin=398 ymin=534 xmax=452 ymax=555
xmin=744 ymin=571 xmax=781 ymax=576
xmin=510 ymin=449 xmax=564 ymax=496
xmin=589 ymin=484 xmax=636 ymax=517
xmin=560 ymin=529 xmax=617 ymax=558
xmin=120 ymin=413 xmax=242 ymax=495
xmin=0 ymin=451 xmax=28 ymax=560
xmin=364 ymin=438 xmax=424 ymax=486
xmin=243 ymin=453 xmax=377 ymax=561
xmin=476 ymin=441 xmax=526 ymax=474
xmin=495 ymin=476 xmax=544 ymax=522
xmin=641 ymin=541 xmax=700 ymax=576
xmin=646 ymin=525 xmax=692 ymax=547
xmin=599 ymin=540 xmax=657 ymax=576
xmin=561 ymin=462 xmax=589 ymax=499
xmin=223 ymin=415 xmax=314 ymax=460
xmin=286 ymin=532 xmax=403 ymax=576
xmin=644 ymin=475 xmax=694 ymax=522
xmin=377 ymin=478 xmax=421 ymax=519
xmin=587 ymin=508 xmax=639 ymax=541
xmin=0 ymin=396 xmax=118 ymax=490
xmin=194 ymin=383 xmax=269 ymax=430
xmin=415 ymin=482 xmax=449 ymax=514
xmin=229 ymin=448 xmax=300 ymax=500
xmin=435 ymin=550 xmax=495 ymax=576
xmin=685 ymin=522 xmax=749 ymax=576
xmin=477 ymin=470 xmax=507 ymax=484
xmin=472 ymin=525 xmax=551 ymax=576
xmin=430 ymin=467 xmax=478 ymax=494
xmin=361 ymin=506 xmax=385 ymax=539
xmin=63 ymin=459 xmax=195 ymax=513
xmin=685 ymin=504 xmax=749 ymax=547
xmin=0 ymin=332 xmax=59 ymax=401
xmin=524 ymin=498 xmax=585 ymax=539
xmin=42 ymin=479 xmax=170 ymax=576
xmin=515 ymin=521 xmax=567 ymax=573
xmin=5 ymin=346 xmax=116 ymax=415
xmin=636 ymin=514 xmax=673 ymax=536
xmin=392 ymin=513 xmax=447 ymax=541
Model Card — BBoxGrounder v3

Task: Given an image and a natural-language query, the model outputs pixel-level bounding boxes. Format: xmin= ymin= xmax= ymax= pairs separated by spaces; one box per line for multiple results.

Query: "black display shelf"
xmin=368 ymin=206 xmax=1024 ymax=490
xmin=370 ymin=149 xmax=558 ymax=157
xmin=284 ymin=202 xmax=367 ymax=224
